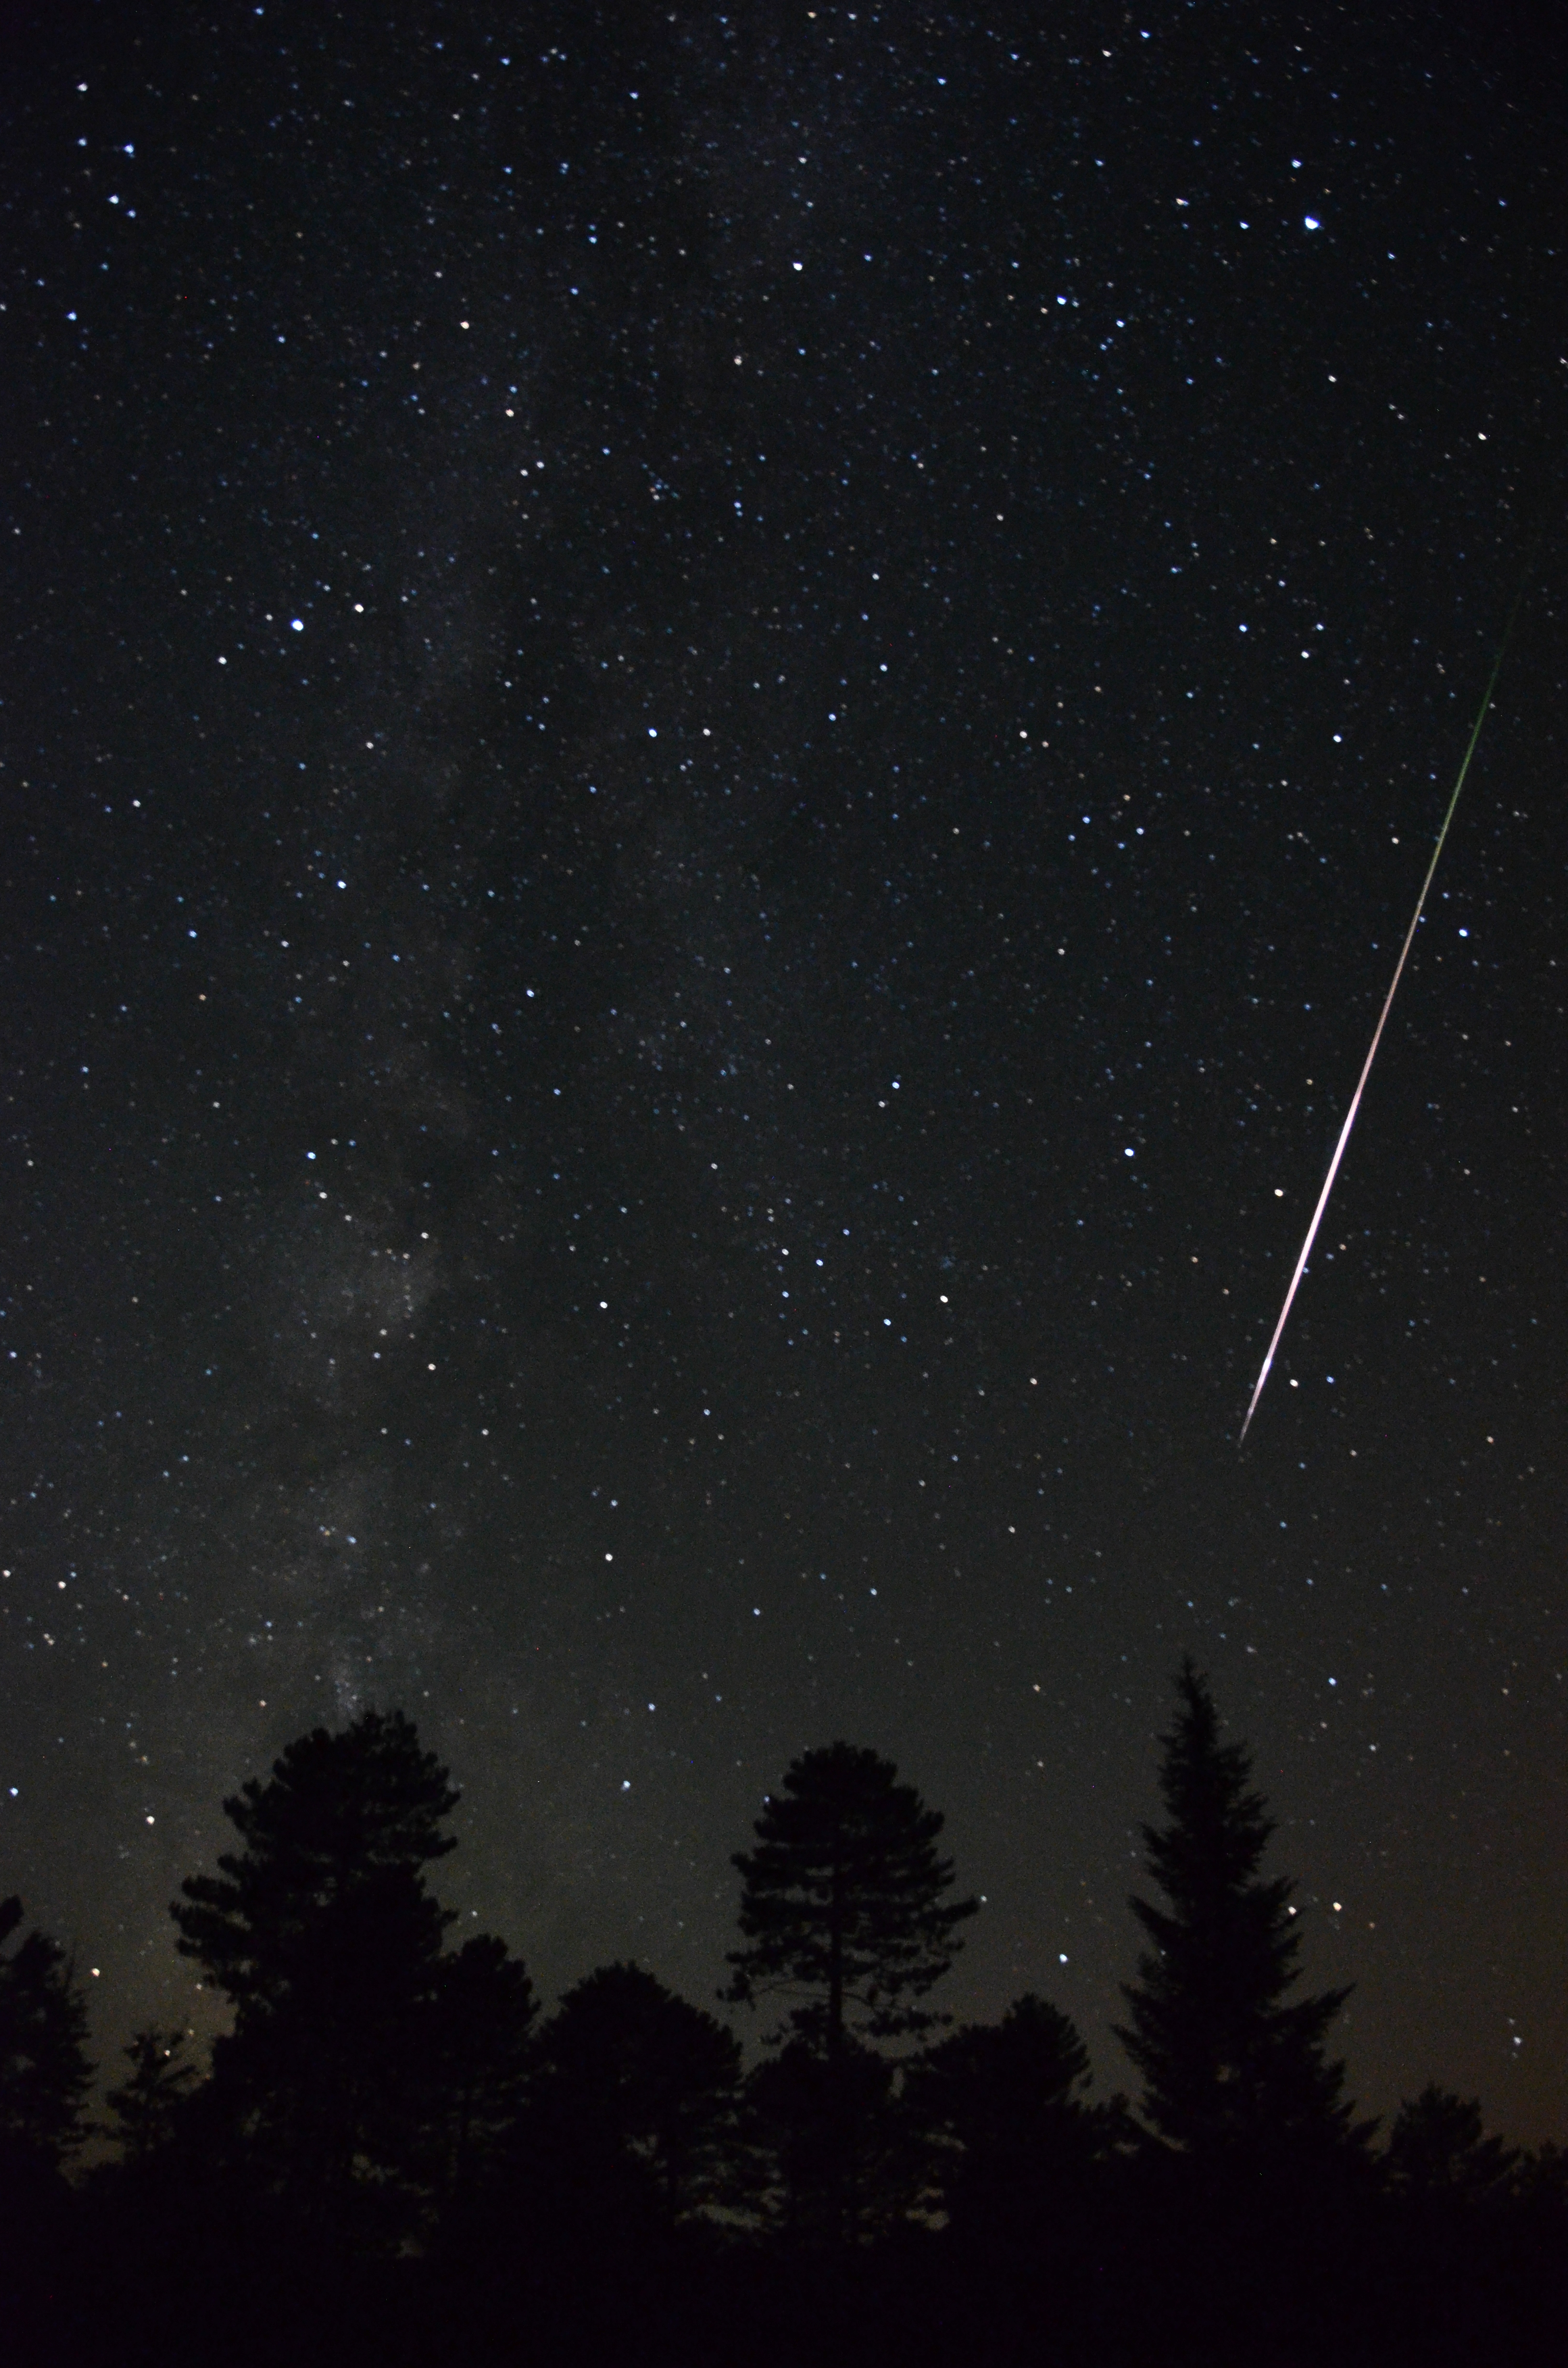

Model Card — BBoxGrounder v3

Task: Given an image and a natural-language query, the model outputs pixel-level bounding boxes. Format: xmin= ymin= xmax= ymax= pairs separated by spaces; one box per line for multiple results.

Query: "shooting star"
xmin=1238 ymin=609 xmax=1523 ymax=1446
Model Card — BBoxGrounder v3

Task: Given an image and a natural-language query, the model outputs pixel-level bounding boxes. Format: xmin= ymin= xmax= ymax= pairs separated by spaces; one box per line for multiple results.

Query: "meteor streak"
xmin=1237 ymin=604 xmax=1525 ymax=1446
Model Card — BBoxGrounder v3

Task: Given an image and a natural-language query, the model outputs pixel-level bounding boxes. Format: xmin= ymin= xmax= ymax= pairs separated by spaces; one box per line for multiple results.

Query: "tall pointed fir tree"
xmin=1114 ymin=1662 xmax=1365 ymax=2172
xmin=725 ymin=1741 xmax=976 ymax=2238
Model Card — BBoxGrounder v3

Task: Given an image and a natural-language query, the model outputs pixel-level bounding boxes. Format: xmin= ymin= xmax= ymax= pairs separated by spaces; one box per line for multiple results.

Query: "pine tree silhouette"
xmin=171 ymin=1708 xmax=461 ymax=2237
xmin=726 ymin=1742 xmax=975 ymax=2241
xmin=725 ymin=1741 xmax=976 ymax=2059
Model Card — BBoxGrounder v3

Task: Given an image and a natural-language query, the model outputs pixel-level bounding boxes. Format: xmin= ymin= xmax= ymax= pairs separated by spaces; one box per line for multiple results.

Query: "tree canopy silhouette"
xmin=742 ymin=2032 xmax=908 ymax=2243
xmin=908 ymin=1992 xmax=1106 ymax=2240
xmin=725 ymin=1741 xmax=977 ymax=2061
xmin=105 ymin=2025 xmax=199 ymax=2165
xmin=171 ymin=1707 xmax=464 ymax=2230
xmin=725 ymin=1742 xmax=976 ymax=2245
xmin=173 ymin=1708 xmax=459 ymax=2006
xmin=0 ymin=1893 xmax=93 ymax=2173
xmin=529 ymin=1961 xmax=741 ymax=2221
xmin=1385 ymin=2084 xmax=1520 ymax=2203
xmin=1114 ymin=1661 xmax=1365 ymax=2169
xmin=426 ymin=1932 xmax=537 ymax=2206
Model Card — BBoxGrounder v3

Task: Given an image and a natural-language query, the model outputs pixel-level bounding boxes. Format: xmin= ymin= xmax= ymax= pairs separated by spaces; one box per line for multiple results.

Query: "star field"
xmin=1 ymin=1 xmax=1565 ymax=2140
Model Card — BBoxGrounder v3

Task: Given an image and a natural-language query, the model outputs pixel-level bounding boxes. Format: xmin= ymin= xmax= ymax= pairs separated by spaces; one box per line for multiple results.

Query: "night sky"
xmin=4 ymin=0 xmax=1565 ymax=2145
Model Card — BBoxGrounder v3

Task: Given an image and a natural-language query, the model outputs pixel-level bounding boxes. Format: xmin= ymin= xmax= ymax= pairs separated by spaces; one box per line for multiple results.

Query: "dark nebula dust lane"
xmin=1 ymin=0 xmax=1565 ymax=2140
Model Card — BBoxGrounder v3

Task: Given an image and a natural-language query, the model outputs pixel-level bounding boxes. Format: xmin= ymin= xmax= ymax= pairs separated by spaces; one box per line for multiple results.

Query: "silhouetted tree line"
xmin=2 ymin=1664 xmax=1563 ymax=2367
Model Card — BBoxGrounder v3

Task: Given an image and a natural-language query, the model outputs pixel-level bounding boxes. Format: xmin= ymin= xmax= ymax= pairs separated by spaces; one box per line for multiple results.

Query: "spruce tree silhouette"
xmin=1114 ymin=1662 xmax=1365 ymax=2171
xmin=172 ymin=1708 xmax=461 ymax=2238
xmin=0 ymin=1893 xmax=93 ymax=2176
xmin=1384 ymin=2085 xmax=1519 ymax=2204
xmin=725 ymin=1741 xmax=976 ymax=2240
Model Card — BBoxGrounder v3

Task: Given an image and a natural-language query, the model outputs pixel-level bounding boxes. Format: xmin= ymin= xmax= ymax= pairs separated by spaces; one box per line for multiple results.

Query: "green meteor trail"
xmin=1237 ymin=605 xmax=1525 ymax=1446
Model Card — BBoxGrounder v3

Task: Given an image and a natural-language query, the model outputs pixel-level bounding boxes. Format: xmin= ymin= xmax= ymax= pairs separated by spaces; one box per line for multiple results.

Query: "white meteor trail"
xmin=1238 ymin=619 xmax=1520 ymax=1446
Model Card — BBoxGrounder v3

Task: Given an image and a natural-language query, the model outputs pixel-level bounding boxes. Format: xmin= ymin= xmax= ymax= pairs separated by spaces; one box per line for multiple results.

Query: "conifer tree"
xmin=726 ymin=1741 xmax=975 ymax=2241
xmin=1115 ymin=1662 xmax=1364 ymax=2168
xmin=174 ymin=1708 xmax=459 ymax=2012
xmin=742 ymin=2031 xmax=906 ymax=2241
xmin=427 ymin=1933 xmax=537 ymax=2203
xmin=908 ymin=1993 xmax=1104 ymax=2238
xmin=0 ymin=1894 xmax=93 ymax=2170
xmin=530 ymin=1961 xmax=741 ymax=2220
xmin=725 ymin=1741 xmax=977 ymax=2060
xmin=105 ymin=2025 xmax=199 ymax=2164
xmin=172 ymin=1708 xmax=460 ymax=2227
xmin=1384 ymin=2085 xmax=1519 ymax=2202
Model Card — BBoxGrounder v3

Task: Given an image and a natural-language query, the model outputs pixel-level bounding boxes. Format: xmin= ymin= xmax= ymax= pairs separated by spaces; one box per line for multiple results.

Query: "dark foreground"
xmin=5 ymin=2154 xmax=1565 ymax=2368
